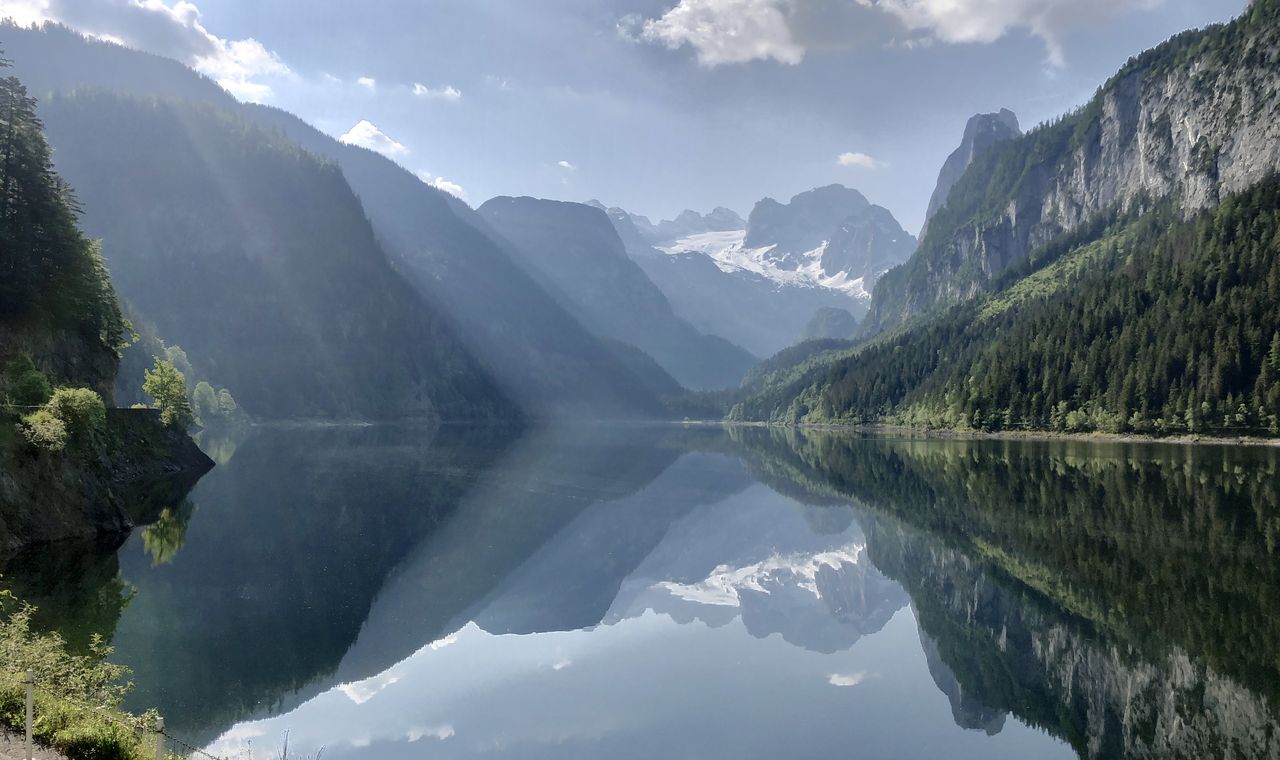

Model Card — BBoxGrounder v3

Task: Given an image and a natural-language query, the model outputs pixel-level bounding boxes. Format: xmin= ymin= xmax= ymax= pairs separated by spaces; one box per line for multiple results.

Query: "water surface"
xmin=9 ymin=424 xmax=1280 ymax=759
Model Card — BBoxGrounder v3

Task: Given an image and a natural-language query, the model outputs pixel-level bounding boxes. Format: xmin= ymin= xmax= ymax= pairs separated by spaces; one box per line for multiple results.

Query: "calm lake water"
xmin=7 ymin=424 xmax=1280 ymax=759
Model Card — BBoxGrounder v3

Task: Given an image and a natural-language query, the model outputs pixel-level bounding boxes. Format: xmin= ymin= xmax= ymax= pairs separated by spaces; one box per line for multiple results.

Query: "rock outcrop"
xmin=920 ymin=108 xmax=1021 ymax=239
xmin=866 ymin=1 xmax=1280 ymax=334
xmin=0 ymin=409 xmax=213 ymax=559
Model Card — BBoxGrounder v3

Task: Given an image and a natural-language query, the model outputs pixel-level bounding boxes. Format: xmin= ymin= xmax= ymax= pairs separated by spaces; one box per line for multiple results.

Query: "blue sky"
xmin=0 ymin=0 xmax=1249 ymax=230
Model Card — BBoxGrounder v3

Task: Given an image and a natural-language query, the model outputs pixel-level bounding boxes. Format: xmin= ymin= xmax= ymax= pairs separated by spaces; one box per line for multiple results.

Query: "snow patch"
xmin=658 ymin=231 xmax=869 ymax=298
xmin=656 ymin=542 xmax=867 ymax=607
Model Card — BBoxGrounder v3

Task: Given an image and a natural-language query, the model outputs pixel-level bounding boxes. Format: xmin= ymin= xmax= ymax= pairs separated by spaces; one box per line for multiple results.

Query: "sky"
xmin=0 ymin=0 xmax=1251 ymax=231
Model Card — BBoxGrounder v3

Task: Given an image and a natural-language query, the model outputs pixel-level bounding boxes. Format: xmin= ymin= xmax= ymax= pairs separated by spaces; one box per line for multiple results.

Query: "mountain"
xmin=0 ymin=65 xmax=210 ymax=555
xmin=2 ymin=22 xmax=683 ymax=418
xmin=601 ymin=188 xmax=913 ymax=357
xmin=865 ymin=2 xmax=1280 ymax=336
xmin=802 ymin=307 xmax=859 ymax=341
xmin=920 ymin=109 xmax=1021 ymax=239
xmin=477 ymin=197 xmax=757 ymax=390
xmin=36 ymin=89 xmax=513 ymax=421
xmin=729 ymin=1 xmax=1280 ymax=433
xmin=742 ymin=184 xmax=917 ymax=290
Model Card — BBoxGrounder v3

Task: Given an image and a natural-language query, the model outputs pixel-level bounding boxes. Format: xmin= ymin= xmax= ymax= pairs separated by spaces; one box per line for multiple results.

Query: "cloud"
xmin=641 ymin=0 xmax=805 ymax=66
xmin=412 ymin=83 xmax=463 ymax=101
xmin=836 ymin=151 xmax=883 ymax=169
xmin=340 ymin=119 xmax=408 ymax=157
xmin=880 ymin=0 xmax=1163 ymax=66
xmin=828 ymin=671 xmax=868 ymax=687
xmin=357 ymin=76 xmax=377 ymax=90
xmin=637 ymin=0 xmax=1163 ymax=67
xmin=414 ymin=169 xmax=469 ymax=202
xmin=557 ymin=160 xmax=577 ymax=171
xmin=3 ymin=0 xmax=292 ymax=101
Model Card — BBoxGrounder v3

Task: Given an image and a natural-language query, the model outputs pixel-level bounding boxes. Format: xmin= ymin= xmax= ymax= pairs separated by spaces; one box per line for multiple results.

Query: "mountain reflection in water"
xmin=6 ymin=424 xmax=1278 ymax=759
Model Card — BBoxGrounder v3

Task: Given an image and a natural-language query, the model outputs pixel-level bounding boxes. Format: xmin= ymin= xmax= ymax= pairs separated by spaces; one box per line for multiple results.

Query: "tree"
xmin=46 ymin=387 xmax=106 ymax=447
xmin=143 ymin=358 xmax=193 ymax=429
xmin=3 ymin=353 xmax=51 ymax=407
xmin=191 ymin=380 xmax=218 ymax=425
xmin=217 ymin=388 xmax=238 ymax=416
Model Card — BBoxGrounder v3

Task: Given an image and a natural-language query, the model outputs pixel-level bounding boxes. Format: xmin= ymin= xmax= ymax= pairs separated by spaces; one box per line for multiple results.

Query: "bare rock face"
xmin=866 ymin=2 xmax=1280 ymax=335
xmin=920 ymin=108 xmax=1021 ymax=239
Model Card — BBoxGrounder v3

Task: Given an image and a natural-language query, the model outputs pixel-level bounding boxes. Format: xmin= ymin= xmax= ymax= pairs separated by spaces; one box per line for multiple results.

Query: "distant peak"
xmin=965 ymin=109 xmax=1021 ymax=138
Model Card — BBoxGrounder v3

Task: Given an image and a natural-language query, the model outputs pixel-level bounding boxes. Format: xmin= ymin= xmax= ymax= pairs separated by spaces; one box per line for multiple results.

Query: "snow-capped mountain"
xmin=606 ymin=483 xmax=909 ymax=654
xmin=657 ymin=229 xmax=871 ymax=299
xmin=598 ymin=186 xmax=916 ymax=358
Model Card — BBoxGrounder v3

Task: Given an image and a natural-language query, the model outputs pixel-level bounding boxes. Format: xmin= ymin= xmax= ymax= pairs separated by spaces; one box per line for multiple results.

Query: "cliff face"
xmin=0 ymin=321 xmax=118 ymax=404
xmin=919 ymin=108 xmax=1021 ymax=239
xmin=0 ymin=409 xmax=213 ymax=559
xmin=866 ymin=1 xmax=1280 ymax=334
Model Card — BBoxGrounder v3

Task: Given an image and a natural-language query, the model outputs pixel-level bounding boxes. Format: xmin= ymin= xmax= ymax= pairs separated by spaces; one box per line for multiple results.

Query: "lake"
xmin=6 ymin=424 xmax=1279 ymax=759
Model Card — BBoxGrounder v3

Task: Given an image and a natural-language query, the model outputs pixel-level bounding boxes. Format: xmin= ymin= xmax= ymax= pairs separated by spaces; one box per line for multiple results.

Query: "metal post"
xmin=24 ymin=670 xmax=33 ymax=760
xmin=155 ymin=716 xmax=166 ymax=760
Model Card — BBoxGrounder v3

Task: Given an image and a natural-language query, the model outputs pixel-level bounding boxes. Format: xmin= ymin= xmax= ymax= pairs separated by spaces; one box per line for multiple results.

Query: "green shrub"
xmin=4 ymin=354 xmax=52 ymax=407
xmin=0 ymin=600 xmax=161 ymax=760
xmin=46 ymin=388 xmax=107 ymax=446
xmin=20 ymin=409 xmax=67 ymax=451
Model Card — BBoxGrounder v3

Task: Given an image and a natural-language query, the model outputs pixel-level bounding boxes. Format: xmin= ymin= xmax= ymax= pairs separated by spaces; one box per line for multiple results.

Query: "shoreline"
xmin=713 ymin=420 xmax=1280 ymax=448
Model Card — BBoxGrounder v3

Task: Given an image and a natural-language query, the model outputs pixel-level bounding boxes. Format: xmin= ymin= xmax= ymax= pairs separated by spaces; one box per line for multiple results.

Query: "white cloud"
xmin=557 ymin=160 xmax=577 ymax=171
xmin=340 ymin=119 xmax=408 ymax=157
xmin=412 ymin=83 xmax=462 ymax=101
xmin=828 ymin=671 xmax=868 ymax=687
xmin=641 ymin=0 xmax=805 ymax=66
xmin=357 ymin=76 xmax=377 ymax=90
xmin=414 ymin=169 xmax=469 ymax=202
xmin=880 ymin=0 xmax=1162 ymax=66
xmin=836 ymin=151 xmax=884 ymax=169
xmin=2 ymin=0 xmax=293 ymax=101
xmin=0 ymin=0 xmax=51 ymax=27
xmin=637 ymin=0 xmax=1163 ymax=67
xmin=405 ymin=725 xmax=454 ymax=742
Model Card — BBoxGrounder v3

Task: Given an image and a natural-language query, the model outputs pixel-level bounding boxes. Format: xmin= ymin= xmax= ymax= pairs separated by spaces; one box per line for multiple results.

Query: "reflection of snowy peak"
xmin=655 ymin=541 xmax=906 ymax=654
xmin=608 ymin=486 xmax=909 ymax=654
xmin=658 ymin=230 xmax=870 ymax=298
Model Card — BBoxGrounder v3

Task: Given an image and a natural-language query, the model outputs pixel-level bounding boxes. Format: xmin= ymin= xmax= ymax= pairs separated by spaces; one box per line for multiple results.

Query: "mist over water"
xmin=8 ymin=424 xmax=1277 ymax=758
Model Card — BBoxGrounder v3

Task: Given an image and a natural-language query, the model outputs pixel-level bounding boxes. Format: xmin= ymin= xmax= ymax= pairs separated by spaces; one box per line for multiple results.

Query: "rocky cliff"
xmin=0 ymin=409 xmax=213 ymax=559
xmin=919 ymin=108 xmax=1021 ymax=239
xmin=865 ymin=0 xmax=1280 ymax=334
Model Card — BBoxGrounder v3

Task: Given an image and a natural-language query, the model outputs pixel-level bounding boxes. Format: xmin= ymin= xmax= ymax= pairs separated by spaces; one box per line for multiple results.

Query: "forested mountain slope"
xmin=478 ymin=197 xmax=757 ymax=390
xmin=3 ymin=21 xmax=682 ymax=418
xmin=864 ymin=0 xmax=1280 ymax=335
xmin=732 ymin=1 xmax=1280 ymax=436
xmin=733 ymin=177 xmax=1280 ymax=435
xmin=0 ymin=61 xmax=210 ymax=554
xmin=38 ymin=90 xmax=513 ymax=421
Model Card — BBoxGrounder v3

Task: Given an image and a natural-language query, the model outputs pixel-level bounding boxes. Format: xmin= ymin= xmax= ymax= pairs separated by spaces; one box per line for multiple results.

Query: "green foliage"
xmin=3 ymin=352 xmax=51 ymax=407
xmin=20 ymin=408 xmax=67 ymax=451
xmin=0 ymin=599 xmax=164 ymax=760
xmin=741 ymin=175 xmax=1280 ymax=437
xmin=0 ymin=60 xmax=125 ymax=352
xmin=191 ymin=380 xmax=217 ymax=425
xmin=142 ymin=358 xmax=193 ymax=429
xmin=46 ymin=387 xmax=106 ymax=447
xmin=217 ymin=388 xmax=237 ymax=415
xmin=18 ymin=387 xmax=106 ymax=452
xmin=141 ymin=503 xmax=193 ymax=566
xmin=867 ymin=0 xmax=1280 ymax=335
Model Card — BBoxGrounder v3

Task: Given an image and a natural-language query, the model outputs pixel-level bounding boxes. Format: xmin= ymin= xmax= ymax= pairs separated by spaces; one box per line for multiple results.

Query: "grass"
xmin=0 ymin=593 xmax=179 ymax=760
